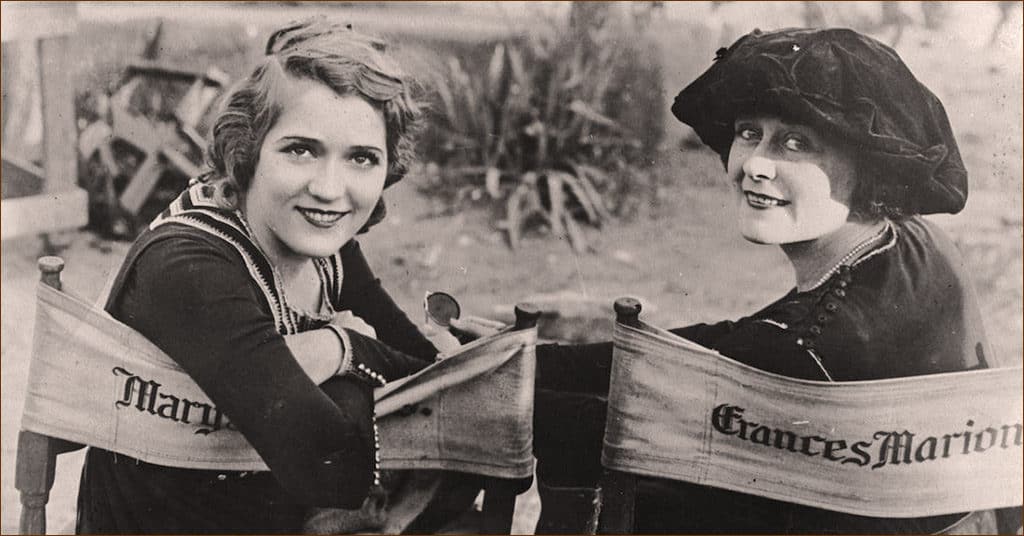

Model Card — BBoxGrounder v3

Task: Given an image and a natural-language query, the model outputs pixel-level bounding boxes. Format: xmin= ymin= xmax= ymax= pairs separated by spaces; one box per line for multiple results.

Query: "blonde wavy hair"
xmin=203 ymin=16 xmax=423 ymax=230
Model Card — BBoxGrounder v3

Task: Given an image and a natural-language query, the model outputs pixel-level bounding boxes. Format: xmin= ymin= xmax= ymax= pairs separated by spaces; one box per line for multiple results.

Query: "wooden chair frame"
xmin=106 ymin=62 xmax=228 ymax=218
xmin=479 ymin=306 xmax=538 ymax=535
xmin=595 ymin=298 xmax=642 ymax=535
xmin=16 ymin=258 xmax=85 ymax=535
xmin=1 ymin=4 xmax=88 ymax=240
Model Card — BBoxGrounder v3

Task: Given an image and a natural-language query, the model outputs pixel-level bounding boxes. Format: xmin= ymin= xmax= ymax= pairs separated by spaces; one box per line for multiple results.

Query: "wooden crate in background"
xmin=1 ymin=2 xmax=88 ymax=240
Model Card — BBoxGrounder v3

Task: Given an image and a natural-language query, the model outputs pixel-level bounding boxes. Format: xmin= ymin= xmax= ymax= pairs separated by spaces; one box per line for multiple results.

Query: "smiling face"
xmin=726 ymin=114 xmax=859 ymax=245
xmin=243 ymin=78 xmax=387 ymax=266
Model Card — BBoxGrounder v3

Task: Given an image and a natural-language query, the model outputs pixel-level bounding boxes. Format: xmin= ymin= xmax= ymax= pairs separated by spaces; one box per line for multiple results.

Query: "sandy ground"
xmin=2 ymin=4 xmax=1021 ymax=534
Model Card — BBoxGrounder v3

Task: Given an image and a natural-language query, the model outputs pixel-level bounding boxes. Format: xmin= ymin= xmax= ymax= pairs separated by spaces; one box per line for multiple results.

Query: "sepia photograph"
xmin=1 ymin=1 xmax=1021 ymax=534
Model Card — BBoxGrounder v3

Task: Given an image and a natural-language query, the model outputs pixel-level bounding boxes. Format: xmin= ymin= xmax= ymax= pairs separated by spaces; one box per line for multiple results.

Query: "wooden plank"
xmin=1 ymin=155 xmax=45 ymax=199
xmin=118 ymin=152 xmax=163 ymax=215
xmin=38 ymin=34 xmax=78 ymax=194
xmin=126 ymin=60 xmax=227 ymax=86
xmin=161 ymin=146 xmax=201 ymax=178
xmin=1 ymin=39 xmax=42 ymax=161
xmin=0 ymin=3 xmax=76 ymax=43
xmin=109 ymin=105 xmax=163 ymax=154
xmin=0 ymin=187 xmax=88 ymax=239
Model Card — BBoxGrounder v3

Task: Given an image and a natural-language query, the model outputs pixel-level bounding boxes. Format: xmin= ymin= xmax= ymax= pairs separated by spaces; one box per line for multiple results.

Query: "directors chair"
xmin=596 ymin=298 xmax=1022 ymax=535
xmin=16 ymin=256 xmax=540 ymax=534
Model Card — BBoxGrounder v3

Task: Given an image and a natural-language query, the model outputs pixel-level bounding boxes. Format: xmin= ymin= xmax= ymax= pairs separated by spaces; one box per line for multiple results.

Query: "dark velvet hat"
xmin=672 ymin=28 xmax=967 ymax=215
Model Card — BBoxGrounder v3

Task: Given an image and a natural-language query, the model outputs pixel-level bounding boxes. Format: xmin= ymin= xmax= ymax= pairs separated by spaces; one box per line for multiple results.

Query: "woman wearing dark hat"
xmin=489 ymin=27 xmax=1012 ymax=533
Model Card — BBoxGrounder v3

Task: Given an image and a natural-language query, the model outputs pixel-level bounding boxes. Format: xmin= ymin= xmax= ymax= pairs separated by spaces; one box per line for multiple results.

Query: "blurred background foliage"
xmin=56 ymin=2 xmax=672 ymax=250
xmin=5 ymin=1 xmax=1020 ymax=251
xmin=418 ymin=3 xmax=665 ymax=252
xmin=2 ymin=5 xmax=1020 ymax=532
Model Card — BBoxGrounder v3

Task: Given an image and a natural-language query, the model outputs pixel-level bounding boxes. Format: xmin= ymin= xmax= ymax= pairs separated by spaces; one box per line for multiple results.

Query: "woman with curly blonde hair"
xmin=76 ymin=18 xmax=455 ymax=534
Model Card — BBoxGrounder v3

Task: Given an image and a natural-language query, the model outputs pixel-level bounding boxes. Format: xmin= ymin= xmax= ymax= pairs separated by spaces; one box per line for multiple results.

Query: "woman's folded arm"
xmin=115 ymin=235 xmax=377 ymax=507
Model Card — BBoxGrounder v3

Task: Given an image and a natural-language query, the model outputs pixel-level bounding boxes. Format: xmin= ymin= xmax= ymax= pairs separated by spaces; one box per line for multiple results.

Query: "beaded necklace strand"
xmin=808 ymin=221 xmax=892 ymax=290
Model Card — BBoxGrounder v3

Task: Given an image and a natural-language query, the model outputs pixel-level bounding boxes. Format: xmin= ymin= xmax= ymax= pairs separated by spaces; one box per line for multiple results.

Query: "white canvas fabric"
xmin=602 ymin=321 xmax=1023 ymax=517
xmin=22 ymin=282 xmax=536 ymax=478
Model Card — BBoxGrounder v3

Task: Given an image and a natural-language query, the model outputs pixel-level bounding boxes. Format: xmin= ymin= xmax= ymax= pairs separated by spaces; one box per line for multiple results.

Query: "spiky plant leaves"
xmin=556 ymin=170 xmax=601 ymax=227
xmin=422 ymin=3 xmax=662 ymax=251
xmin=544 ymin=172 xmax=567 ymax=238
xmin=506 ymin=45 xmax=529 ymax=95
xmin=434 ymin=76 xmax=457 ymax=131
xmin=485 ymin=43 xmax=507 ymax=103
xmin=506 ymin=172 xmax=545 ymax=250
xmin=562 ymin=209 xmax=589 ymax=254
xmin=506 ymin=185 xmax=526 ymax=250
xmin=568 ymin=162 xmax=613 ymax=222
xmin=568 ymin=100 xmax=621 ymax=131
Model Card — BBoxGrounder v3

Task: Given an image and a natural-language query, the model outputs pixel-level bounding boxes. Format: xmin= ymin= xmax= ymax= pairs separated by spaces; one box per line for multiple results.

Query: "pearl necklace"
xmin=808 ymin=221 xmax=892 ymax=290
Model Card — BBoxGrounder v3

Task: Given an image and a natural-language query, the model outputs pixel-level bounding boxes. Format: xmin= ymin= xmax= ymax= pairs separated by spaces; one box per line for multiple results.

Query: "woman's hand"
xmin=419 ymin=313 xmax=506 ymax=358
xmin=419 ymin=322 xmax=462 ymax=356
xmin=332 ymin=310 xmax=377 ymax=339
xmin=449 ymin=315 xmax=504 ymax=341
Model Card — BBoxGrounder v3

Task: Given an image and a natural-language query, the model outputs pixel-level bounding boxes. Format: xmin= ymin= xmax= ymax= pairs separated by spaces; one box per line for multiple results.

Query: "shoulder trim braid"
xmin=314 ymin=253 xmax=345 ymax=308
xmin=851 ymin=220 xmax=898 ymax=268
xmin=148 ymin=182 xmax=347 ymax=334
xmin=756 ymin=318 xmax=789 ymax=330
xmin=152 ymin=214 xmax=297 ymax=335
xmin=149 ymin=186 xmax=298 ymax=335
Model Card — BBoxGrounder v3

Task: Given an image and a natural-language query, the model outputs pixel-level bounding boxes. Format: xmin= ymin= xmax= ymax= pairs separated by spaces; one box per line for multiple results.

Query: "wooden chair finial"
xmin=513 ymin=302 xmax=541 ymax=330
xmin=38 ymin=256 xmax=64 ymax=290
xmin=614 ymin=297 xmax=642 ymax=328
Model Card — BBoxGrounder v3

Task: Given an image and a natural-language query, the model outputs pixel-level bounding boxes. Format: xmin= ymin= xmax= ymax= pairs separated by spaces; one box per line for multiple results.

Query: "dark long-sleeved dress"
xmin=76 ymin=188 xmax=439 ymax=534
xmin=534 ymin=217 xmax=1001 ymax=534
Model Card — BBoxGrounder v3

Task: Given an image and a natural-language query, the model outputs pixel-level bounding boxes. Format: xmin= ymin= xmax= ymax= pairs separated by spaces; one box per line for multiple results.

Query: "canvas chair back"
xmin=597 ymin=298 xmax=1023 ymax=534
xmin=17 ymin=256 xmax=539 ymax=534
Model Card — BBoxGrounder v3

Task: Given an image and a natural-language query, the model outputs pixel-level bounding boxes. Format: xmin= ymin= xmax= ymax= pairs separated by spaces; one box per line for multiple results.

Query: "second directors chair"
xmin=596 ymin=298 xmax=1022 ymax=535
